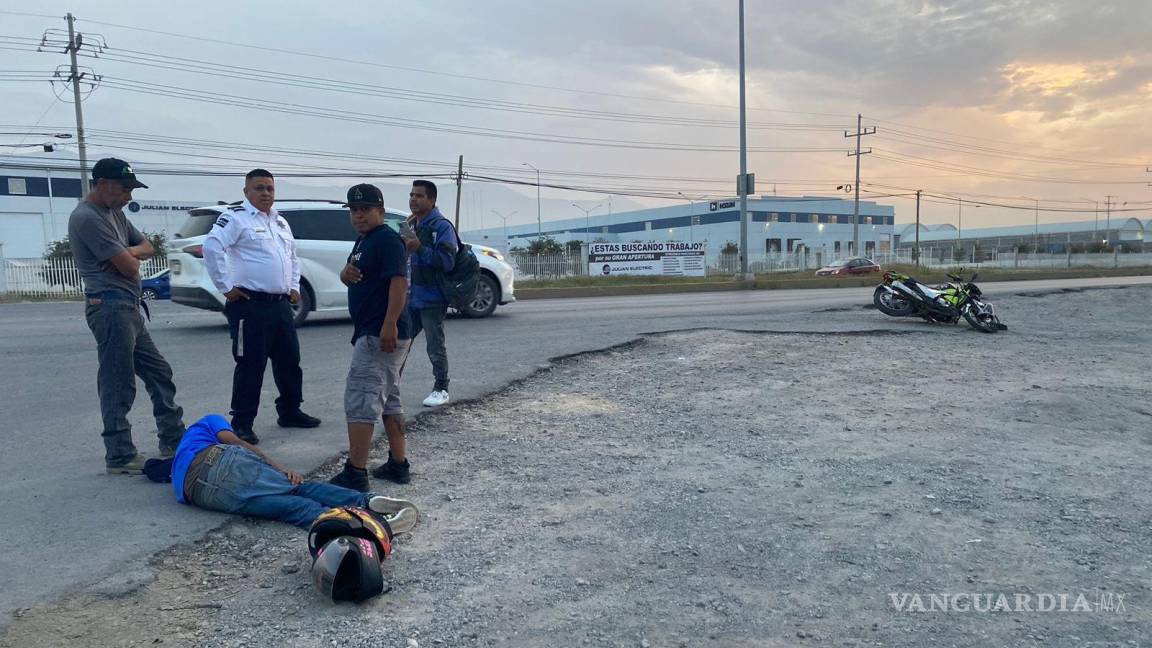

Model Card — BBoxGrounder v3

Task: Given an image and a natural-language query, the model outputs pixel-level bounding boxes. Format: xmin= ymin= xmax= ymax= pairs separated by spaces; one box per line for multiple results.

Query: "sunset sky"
xmin=3 ymin=1 xmax=1150 ymax=230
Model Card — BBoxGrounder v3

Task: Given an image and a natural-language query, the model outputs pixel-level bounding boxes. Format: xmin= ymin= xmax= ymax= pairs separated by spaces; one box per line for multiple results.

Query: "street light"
xmin=1079 ymin=197 xmax=1099 ymax=240
xmin=571 ymin=202 xmax=603 ymax=242
xmin=677 ymin=191 xmax=704 ymax=243
xmin=522 ymin=162 xmax=542 ymax=240
xmin=491 ymin=209 xmax=517 ymax=249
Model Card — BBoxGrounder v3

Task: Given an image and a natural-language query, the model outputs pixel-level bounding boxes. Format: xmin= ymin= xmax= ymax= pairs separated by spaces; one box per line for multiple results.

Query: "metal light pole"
xmin=736 ymin=0 xmax=751 ymax=279
xmin=571 ymin=203 xmax=603 ymax=241
xmin=678 ymin=191 xmax=700 ymax=243
xmin=522 ymin=162 xmax=542 ymax=240
xmin=491 ymin=209 xmax=517 ymax=250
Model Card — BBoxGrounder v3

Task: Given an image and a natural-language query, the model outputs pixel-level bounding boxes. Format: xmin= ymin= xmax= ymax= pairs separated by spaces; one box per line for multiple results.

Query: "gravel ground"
xmin=3 ymin=286 xmax=1150 ymax=648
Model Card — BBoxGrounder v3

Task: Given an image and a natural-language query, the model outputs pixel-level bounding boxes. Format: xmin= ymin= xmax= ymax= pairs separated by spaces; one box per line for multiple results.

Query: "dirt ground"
xmin=3 ymin=285 xmax=1150 ymax=648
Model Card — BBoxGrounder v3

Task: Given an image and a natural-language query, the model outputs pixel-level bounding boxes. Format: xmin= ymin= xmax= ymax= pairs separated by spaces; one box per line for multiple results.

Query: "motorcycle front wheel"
xmin=873 ymin=286 xmax=917 ymax=316
xmin=962 ymin=300 xmax=1002 ymax=333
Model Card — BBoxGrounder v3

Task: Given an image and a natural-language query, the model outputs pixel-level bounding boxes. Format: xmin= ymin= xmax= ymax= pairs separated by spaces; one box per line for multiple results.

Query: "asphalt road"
xmin=2 ymin=274 xmax=1150 ymax=627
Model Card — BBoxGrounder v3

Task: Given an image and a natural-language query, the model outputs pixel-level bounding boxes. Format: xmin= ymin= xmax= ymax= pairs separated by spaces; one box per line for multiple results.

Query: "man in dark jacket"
xmin=401 ymin=180 xmax=457 ymax=408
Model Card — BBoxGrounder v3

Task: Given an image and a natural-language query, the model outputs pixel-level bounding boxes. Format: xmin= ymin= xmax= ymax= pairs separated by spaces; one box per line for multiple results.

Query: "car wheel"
xmin=290 ymin=283 xmax=313 ymax=327
xmin=142 ymin=288 xmax=159 ymax=300
xmin=461 ymin=274 xmax=499 ymax=318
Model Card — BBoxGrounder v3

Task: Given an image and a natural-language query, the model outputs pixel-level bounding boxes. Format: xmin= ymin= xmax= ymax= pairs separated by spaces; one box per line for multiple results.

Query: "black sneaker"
xmin=232 ymin=423 xmax=259 ymax=445
xmin=370 ymin=455 xmax=411 ymax=484
xmin=329 ymin=461 xmax=370 ymax=492
xmin=277 ymin=410 xmax=321 ymax=428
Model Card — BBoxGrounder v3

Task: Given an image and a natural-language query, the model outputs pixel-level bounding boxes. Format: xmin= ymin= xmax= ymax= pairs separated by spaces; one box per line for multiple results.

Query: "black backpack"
xmin=424 ymin=216 xmax=479 ymax=309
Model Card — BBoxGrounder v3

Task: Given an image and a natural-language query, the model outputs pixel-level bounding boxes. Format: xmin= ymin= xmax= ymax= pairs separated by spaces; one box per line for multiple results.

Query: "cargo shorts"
xmin=344 ymin=335 xmax=412 ymax=423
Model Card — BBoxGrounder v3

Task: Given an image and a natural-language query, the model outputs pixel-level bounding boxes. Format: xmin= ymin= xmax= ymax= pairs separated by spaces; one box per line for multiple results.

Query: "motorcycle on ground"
xmin=873 ymin=270 xmax=1007 ymax=333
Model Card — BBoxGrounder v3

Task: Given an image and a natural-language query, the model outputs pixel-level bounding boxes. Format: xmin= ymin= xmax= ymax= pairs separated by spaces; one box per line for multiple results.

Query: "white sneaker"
xmin=422 ymin=390 xmax=450 ymax=407
xmin=385 ymin=507 xmax=420 ymax=536
xmin=367 ymin=495 xmax=418 ymax=519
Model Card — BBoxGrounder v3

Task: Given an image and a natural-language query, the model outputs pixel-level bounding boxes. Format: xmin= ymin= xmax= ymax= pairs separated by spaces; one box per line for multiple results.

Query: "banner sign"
xmin=588 ymin=242 xmax=707 ymax=277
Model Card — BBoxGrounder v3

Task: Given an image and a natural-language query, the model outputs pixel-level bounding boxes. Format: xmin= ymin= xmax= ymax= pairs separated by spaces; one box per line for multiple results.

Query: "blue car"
xmin=141 ymin=268 xmax=171 ymax=300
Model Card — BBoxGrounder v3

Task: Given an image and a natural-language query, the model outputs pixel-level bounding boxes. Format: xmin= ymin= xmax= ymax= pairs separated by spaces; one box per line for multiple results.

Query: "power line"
xmin=91 ymin=75 xmax=849 ymax=154
xmin=0 ymin=35 xmax=854 ymax=132
xmin=73 ymin=17 xmax=856 ymax=120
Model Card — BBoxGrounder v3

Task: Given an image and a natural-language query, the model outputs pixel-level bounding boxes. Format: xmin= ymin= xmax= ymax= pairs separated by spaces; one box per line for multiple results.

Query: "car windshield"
xmin=829 ymin=259 xmax=852 ymax=267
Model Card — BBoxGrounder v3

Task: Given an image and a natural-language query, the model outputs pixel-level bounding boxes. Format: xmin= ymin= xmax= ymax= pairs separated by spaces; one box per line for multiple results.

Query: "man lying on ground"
xmin=171 ymin=413 xmax=417 ymax=530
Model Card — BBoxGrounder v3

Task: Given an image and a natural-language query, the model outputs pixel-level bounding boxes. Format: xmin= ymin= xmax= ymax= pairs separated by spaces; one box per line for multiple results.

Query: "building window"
xmin=794 ymin=213 xmax=810 ymax=223
xmin=645 ymin=222 xmax=652 ymax=230
xmin=865 ymin=216 xmax=874 ymax=225
xmin=769 ymin=213 xmax=779 ymax=223
xmin=7 ymin=178 xmax=27 ymax=195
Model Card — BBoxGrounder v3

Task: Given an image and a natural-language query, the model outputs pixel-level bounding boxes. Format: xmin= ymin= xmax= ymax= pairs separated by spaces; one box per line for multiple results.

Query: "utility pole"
xmin=66 ymin=13 xmax=90 ymax=192
xmin=1033 ymin=198 xmax=1040 ymax=252
xmin=914 ymin=190 xmax=921 ymax=268
xmin=844 ymin=114 xmax=875 ymax=255
xmin=1104 ymin=195 xmax=1118 ymax=247
xmin=957 ymin=198 xmax=963 ymax=240
xmin=737 ymin=0 xmax=751 ymax=279
xmin=453 ymin=155 xmax=464 ymax=230
xmin=522 ymin=162 xmax=542 ymax=240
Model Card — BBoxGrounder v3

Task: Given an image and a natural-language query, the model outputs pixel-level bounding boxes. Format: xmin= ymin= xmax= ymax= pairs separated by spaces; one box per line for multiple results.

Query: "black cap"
xmin=92 ymin=158 xmax=148 ymax=189
xmin=344 ymin=183 xmax=384 ymax=207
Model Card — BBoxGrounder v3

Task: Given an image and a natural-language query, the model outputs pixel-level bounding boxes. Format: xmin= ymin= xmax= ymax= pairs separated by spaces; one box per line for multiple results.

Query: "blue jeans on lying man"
xmin=189 ymin=445 xmax=369 ymax=528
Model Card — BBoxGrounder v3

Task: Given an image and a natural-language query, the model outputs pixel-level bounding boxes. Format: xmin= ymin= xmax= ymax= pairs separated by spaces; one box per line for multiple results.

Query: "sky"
xmin=2 ymin=0 xmax=1150 ymax=232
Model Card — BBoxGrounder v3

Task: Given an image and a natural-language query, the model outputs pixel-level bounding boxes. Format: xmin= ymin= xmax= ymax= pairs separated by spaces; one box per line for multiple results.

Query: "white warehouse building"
xmin=464 ymin=196 xmax=896 ymax=258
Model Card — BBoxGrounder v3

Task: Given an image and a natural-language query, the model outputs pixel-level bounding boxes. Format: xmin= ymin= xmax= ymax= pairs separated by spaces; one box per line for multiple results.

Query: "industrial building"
xmin=0 ymin=164 xmax=200 ymax=258
xmin=894 ymin=218 xmax=1149 ymax=258
xmin=464 ymin=196 xmax=897 ymax=258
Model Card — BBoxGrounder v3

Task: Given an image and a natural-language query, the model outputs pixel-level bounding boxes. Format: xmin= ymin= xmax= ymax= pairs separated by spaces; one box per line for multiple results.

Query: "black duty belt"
xmin=239 ymin=289 xmax=289 ymax=302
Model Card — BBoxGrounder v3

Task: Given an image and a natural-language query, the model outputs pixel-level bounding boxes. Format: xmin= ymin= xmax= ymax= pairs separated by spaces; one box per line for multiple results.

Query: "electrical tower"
xmin=844 ymin=114 xmax=875 ymax=255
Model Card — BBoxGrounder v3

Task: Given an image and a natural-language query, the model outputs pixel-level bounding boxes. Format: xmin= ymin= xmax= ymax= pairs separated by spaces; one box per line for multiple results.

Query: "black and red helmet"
xmin=310 ymin=536 xmax=385 ymax=603
xmin=308 ymin=506 xmax=393 ymax=560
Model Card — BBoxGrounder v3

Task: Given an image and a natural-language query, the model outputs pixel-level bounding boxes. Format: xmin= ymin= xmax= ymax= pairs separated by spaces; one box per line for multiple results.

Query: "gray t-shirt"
xmin=68 ymin=201 xmax=145 ymax=298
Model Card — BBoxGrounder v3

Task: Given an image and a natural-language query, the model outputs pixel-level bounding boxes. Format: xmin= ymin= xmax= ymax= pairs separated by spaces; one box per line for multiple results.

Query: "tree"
xmin=526 ymin=236 xmax=564 ymax=255
xmin=720 ymin=242 xmax=739 ymax=255
xmin=39 ymin=230 xmax=167 ymax=289
xmin=564 ymin=239 xmax=584 ymax=254
xmin=40 ymin=236 xmax=81 ymax=290
xmin=145 ymin=231 xmax=168 ymax=262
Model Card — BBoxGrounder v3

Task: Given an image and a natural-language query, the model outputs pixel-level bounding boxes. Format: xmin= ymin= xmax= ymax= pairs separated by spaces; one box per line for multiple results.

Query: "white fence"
xmin=0 ymin=257 xmax=167 ymax=298
xmin=507 ymin=248 xmax=1152 ymax=280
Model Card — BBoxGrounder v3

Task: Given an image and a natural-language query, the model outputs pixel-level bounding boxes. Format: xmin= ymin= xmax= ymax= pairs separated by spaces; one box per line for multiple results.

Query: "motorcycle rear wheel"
xmin=873 ymin=286 xmax=917 ymax=316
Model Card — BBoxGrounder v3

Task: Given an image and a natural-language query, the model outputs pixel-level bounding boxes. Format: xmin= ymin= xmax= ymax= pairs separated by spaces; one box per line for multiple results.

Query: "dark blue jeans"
xmin=189 ymin=445 xmax=368 ymax=528
xmin=84 ymin=296 xmax=185 ymax=466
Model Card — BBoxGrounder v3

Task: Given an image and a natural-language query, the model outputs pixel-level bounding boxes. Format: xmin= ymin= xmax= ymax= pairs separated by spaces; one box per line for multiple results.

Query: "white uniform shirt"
xmin=203 ymin=200 xmax=300 ymax=295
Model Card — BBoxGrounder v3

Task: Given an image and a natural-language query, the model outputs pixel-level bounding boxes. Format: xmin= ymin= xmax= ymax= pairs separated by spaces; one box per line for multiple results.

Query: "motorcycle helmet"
xmin=308 ymin=506 xmax=392 ymax=560
xmin=310 ymin=536 xmax=385 ymax=603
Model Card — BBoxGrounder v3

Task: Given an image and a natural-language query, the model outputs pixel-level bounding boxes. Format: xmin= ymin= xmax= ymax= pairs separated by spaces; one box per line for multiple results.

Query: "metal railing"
xmin=0 ymin=257 xmax=167 ymax=298
xmin=509 ymin=252 xmax=587 ymax=279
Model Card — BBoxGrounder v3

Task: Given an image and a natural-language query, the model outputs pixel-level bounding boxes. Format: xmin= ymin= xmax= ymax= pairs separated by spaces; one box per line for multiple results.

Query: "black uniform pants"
xmin=224 ymin=297 xmax=303 ymax=426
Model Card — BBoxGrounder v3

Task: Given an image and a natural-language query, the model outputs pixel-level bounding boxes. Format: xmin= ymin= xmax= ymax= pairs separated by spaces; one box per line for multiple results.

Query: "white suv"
xmin=168 ymin=200 xmax=515 ymax=324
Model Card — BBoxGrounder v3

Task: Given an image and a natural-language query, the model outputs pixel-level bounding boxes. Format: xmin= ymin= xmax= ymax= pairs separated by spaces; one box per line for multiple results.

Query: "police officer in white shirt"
xmin=203 ymin=168 xmax=320 ymax=443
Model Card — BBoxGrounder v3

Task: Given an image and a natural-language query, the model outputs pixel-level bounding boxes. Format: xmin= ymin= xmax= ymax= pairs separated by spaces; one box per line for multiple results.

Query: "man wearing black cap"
xmin=328 ymin=184 xmax=414 ymax=490
xmin=69 ymin=158 xmax=186 ymax=474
